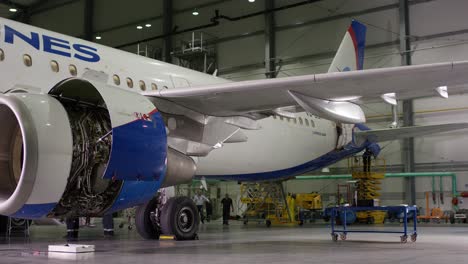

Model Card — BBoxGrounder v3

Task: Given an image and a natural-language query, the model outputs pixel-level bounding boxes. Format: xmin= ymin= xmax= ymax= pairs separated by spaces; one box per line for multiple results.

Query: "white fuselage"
xmin=0 ymin=18 xmax=339 ymax=179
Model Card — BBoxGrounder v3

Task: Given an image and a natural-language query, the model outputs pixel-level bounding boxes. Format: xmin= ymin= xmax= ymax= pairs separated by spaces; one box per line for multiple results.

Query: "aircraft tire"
xmin=161 ymin=196 xmax=199 ymax=240
xmin=135 ymin=197 xmax=160 ymax=240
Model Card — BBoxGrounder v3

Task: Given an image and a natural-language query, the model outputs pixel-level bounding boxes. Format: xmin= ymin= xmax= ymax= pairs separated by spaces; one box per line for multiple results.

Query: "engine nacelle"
xmin=0 ymin=93 xmax=73 ymax=218
xmin=0 ymin=76 xmax=197 ymax=219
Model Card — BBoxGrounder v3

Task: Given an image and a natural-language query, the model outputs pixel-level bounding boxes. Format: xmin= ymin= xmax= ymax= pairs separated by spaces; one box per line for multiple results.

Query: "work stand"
xmin=329 ymin=206 xmax=418 ymax=243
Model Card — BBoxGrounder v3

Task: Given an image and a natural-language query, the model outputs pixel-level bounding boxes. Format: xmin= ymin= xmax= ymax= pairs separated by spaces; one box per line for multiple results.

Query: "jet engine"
xmin=0 ymin=76 xmax=196 ymax=219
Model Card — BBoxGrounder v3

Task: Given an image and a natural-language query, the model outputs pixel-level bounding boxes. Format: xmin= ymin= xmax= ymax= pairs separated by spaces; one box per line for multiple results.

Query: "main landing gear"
xmin=135 ymin=195 xmax=200 ymax=241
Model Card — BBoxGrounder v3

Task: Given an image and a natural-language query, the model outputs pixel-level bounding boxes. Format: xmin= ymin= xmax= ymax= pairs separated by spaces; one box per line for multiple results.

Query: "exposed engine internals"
xmin=51 ymin=100 xmax=122 ymax=218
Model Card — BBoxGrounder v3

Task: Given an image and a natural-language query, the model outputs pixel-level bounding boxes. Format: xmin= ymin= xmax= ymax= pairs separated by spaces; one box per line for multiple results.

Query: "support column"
xmin=265 ymin=0 xmax=276 ymax=78
xmin=84 ymin=0 xmax=94 ymax=41
xmin=162 ymin=0 xmax=173 ymax=63
xmin=399 ymin=0 xmax=416 ymax=205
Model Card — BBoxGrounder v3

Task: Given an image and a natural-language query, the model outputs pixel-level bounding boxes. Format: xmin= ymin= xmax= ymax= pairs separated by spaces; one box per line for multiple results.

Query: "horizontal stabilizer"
xmin=355 ymin=123 xmax=468 ymax=144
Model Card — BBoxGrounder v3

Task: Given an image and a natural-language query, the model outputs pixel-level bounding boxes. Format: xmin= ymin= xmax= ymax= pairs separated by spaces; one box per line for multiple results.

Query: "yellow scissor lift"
xmin=240 ymin=182 xmax=297 ymax=227
xmin=349 ymin=156 xmax=387 ymax=224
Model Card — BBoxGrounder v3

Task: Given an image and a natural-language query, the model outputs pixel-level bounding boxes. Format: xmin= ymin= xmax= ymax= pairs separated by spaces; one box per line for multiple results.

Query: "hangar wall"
xmin=23 ymin=0 xmax=468 ymax=211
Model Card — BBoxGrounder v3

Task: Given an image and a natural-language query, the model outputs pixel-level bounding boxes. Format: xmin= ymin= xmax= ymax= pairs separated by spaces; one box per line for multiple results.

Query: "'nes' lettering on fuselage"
xmin=1 ymin=24 xmax=100 ymax=63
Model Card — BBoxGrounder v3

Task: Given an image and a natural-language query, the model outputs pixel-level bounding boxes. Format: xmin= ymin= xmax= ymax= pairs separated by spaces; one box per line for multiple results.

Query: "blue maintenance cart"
xmin=329 ymin=205 xmax=418 ymax=243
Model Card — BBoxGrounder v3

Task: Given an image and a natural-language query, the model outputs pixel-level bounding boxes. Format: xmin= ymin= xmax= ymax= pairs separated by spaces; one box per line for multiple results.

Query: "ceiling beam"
xmin=0 ymin=0 xmax=27 ymax=10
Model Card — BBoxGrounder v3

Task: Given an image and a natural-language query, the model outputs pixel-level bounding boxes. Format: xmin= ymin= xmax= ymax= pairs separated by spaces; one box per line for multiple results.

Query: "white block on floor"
xmin=48 ymin=244 xmax=95 ymax=253
xmin=48 ymin=252 xmax=94 ymax=261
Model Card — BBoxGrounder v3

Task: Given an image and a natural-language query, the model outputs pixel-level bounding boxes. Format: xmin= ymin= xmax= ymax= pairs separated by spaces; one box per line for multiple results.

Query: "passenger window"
xmin=151 ymin=83 xmax=158 ymax=91
xmin=50 ymin=60 xmax=59 ymax=72
xmin=298 ymin=117 xmax=303 ymax=125
xmin=279 ymin=116 xmax=284 ymax=121
xmin=23 ymin=54 xmax=32 ymax=67
xmin=69 ymin=64 xmax=77 ymax=76
xmin=0 ymin=49 xmax=4 ymax=61
xmin=272 ymin=115 xmax=277 ymax=119
xmin=310 ymin=119 xmax=315 ymax=128
xmin=113 ymin=75 xmax=121 ymax=85
xmin=293 ymin=118 xmax=297 ymax=124
xmin=139 ymin=80 xmax=146 ymax=91
xmin=126 ymin=78 xmax=134 ymax=88
xmin=305 ymin=119 xmax=309 ymax=127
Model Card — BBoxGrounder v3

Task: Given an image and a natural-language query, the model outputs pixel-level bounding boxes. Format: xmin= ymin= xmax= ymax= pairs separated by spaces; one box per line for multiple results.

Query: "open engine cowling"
xmin=0 ymin=76 xmax=196 ymax=219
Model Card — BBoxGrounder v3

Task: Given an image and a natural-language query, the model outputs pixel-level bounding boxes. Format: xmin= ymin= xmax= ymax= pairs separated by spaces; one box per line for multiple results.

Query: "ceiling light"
xmin=145 ymin=24 xmax=152 ymax=27
xmin=136 ymin=25 xmax=143 ymax=29
xmin=9 ymin=8 xmax=17 ymax=12
xmin=95 ymin=36 xmax=102 ymax=40
xmin=248 ymin=0 xmax=255 ymax=2
xmin=192 ymin=9 xmax=199 ymax=16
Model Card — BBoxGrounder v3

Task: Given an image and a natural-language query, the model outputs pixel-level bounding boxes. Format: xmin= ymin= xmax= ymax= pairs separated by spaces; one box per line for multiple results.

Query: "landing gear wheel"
xmin=128 ymin=225 xmax=133 ymax=230
xmin=400 ymin=235 xmax=408 ymax=243
xmin=161 ymin=196 xmax=199 ymax=241
xmin=340 ymin=234 xmax=347 ymax=240
xmin=410 ymin=234 xmax=417 ymax=242
xmin=135 ymin=197 xmax=160 ymax=240
xmin=265 ymin=220 xmax=272 ymax=228
xmin=332 ymin=233 xmax=338 ymax=242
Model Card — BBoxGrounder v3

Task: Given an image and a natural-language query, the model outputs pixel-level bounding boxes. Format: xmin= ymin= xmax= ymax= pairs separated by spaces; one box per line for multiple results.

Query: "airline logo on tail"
xmin=1 ymin=24 xmax=101 ymax=62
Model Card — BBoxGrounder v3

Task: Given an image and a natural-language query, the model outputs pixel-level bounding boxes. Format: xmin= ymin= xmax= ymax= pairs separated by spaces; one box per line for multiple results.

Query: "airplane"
xmin=0 ymin=17 xmax=468 ymax=241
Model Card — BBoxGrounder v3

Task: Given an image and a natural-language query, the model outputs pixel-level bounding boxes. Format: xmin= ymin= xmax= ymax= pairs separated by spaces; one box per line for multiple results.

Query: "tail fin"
xmin=328 ymin=20 xmax=367 ymax=73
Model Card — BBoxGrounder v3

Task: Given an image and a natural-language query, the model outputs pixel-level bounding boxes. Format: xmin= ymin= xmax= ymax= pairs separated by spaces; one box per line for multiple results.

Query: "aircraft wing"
xmin=354 ymin=123 xmax=468 ymax=145
xmin=144 ymin=61 xmax=468 ymax=124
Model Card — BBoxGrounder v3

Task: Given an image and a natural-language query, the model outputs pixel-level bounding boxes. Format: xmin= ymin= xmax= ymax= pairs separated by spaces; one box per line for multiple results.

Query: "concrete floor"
xmin=0 ymin=221 xmax=468 ymax=263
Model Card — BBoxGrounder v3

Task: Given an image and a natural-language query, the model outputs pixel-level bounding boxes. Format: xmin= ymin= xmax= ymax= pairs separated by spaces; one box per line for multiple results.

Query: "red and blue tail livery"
xmin=348 ymin=20 xmax=367 ymax=70
xmin=328 ymin=19 xmax=367 ymax=72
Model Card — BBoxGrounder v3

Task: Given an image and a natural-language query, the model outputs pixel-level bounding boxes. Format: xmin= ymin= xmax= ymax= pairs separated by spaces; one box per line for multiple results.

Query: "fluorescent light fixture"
xmin=145 ymin=24 xmax=152 ymax=27
xmin=95 ymin=36 xmax=102 ymax=40
xmin=192 ymin=9 xmax=199 ymax=16
xmin=248 ymin=0 xmax=255 ymax=2
xmin=136 ymin=25 xmax=143 ymax=29
xmin=9 ymin=8 xmax=17 ymax=12
xmin=321 ymin=167 xmax=330 ymax=173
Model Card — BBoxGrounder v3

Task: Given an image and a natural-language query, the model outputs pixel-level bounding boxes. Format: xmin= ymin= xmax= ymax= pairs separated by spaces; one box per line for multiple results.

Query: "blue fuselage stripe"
xmin=196 ymin=124 xmax=379 ymax=182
